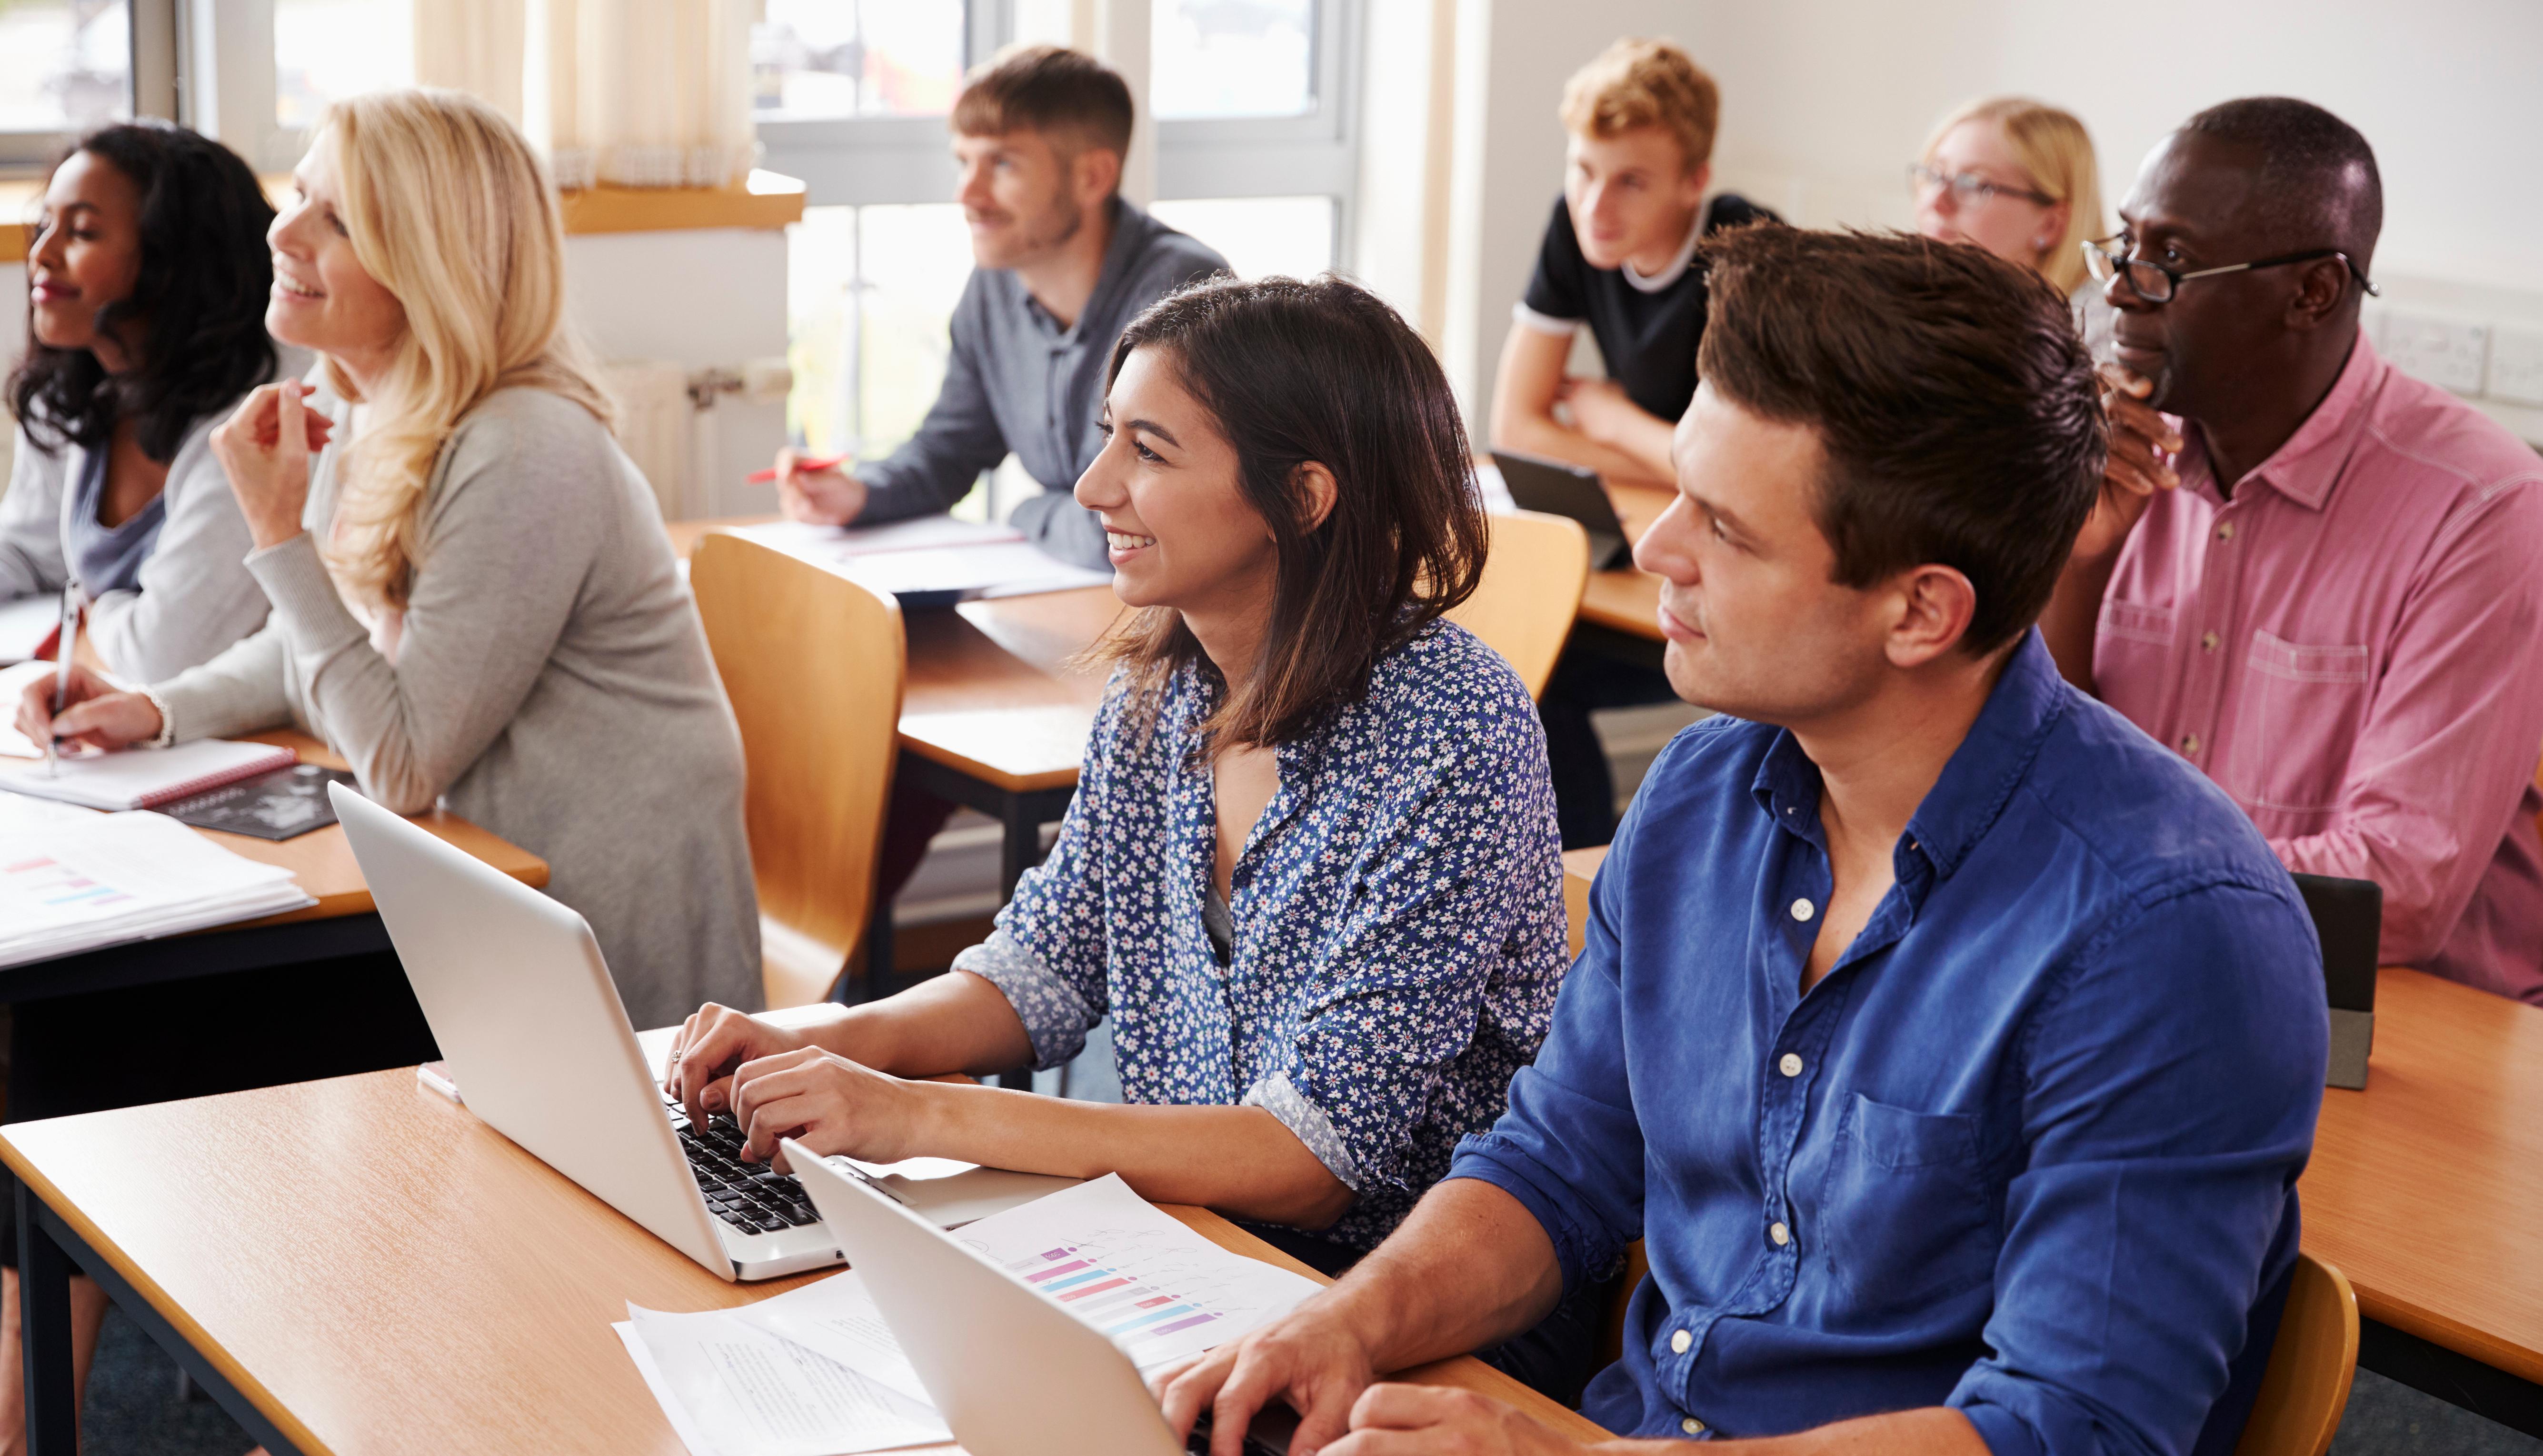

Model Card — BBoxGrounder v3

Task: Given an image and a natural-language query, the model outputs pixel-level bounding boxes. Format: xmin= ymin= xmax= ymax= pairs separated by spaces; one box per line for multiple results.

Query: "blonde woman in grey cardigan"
xmin=3 ymin=122 xmax=287 ymax=680
xmin=19 ymin=90 xmax=761 ymax=1029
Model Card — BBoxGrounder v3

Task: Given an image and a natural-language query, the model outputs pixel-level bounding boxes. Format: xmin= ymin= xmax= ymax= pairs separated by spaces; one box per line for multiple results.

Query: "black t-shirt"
xmin=1518 ymin=191 xmax=1781 ymax=422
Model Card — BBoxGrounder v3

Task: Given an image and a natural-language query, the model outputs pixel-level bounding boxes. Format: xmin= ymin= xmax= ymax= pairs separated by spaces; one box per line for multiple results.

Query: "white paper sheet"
xmin=727 ymin=1272 xmax=932 ymax=1406
xmin=622 ymin=1304 xmax=950 ymax=1456
xmin=730 ymin=521 xmax=1110 ymax=602
xmin=0 ymin=808 xmax=314 ymax=967
xmin=951 ymin=1174 xmax=1325 ymax=1371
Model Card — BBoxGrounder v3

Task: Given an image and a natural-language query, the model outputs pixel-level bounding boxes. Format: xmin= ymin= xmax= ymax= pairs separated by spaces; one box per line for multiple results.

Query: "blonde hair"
xmin=1922 ymin=97 xmax=2104 ymax=293
xmin=314 ymin=88 xmax=613 ymax=610
xmin=1559 ymin=38 xmax=1719 ymax=174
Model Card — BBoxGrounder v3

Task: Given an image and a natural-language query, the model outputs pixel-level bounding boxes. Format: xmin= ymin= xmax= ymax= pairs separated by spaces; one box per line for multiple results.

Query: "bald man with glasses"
xmin=2041 ymin=97 xmax=2543 ymax=1004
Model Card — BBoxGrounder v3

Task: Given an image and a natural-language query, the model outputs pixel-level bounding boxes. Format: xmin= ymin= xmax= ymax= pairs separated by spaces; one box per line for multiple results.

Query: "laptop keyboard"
xmin=664 ymin=1093 xmax=822 ymax=1237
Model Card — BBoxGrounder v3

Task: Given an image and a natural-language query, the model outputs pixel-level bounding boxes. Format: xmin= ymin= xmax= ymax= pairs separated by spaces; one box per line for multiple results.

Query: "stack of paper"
xmin=732 ymin=519 xmax=1112 ymax=605
xmin=619 ymin=1175 xmax=1324 ymax=1456
xmin=0 ymin=808 xmax=315 ymax=967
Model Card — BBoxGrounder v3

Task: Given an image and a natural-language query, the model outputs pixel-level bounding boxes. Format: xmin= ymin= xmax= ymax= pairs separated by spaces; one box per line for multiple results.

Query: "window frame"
xmin=0 ymin=0 xmax=180 ymax=174
xmin=755 ymin=0 xmax=1011 ymax=210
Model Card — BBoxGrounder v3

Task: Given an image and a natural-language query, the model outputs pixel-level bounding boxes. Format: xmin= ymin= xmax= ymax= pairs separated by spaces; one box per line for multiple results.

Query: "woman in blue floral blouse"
xmin=668 ymin=275 xmax=1568 ymax=1288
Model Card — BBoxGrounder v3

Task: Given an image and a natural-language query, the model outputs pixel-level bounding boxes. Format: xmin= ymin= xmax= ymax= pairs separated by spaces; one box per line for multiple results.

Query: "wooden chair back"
xmin=1445 ymin=510 xmax=1591 ymax=700
xmin=1598 ymin=1239 xmax=1652 ymax=1368
xmin=690 ymin=532 xmax=906 ymax=1008
xmin=2234 ymin=1253 xmax=2358 ymax=1456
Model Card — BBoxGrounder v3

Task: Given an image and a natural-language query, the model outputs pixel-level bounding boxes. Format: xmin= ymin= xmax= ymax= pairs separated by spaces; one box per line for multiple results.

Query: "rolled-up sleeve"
xmin=1257 ymin=689 xmax=1564 ymax=1195
xmin=1447 ymin=805 xmax=1645 ymax=1293
xmin=1949 ymin=881 xmax=2327 ymax=1456
xmin=949 ymin=682 xmax=1126 ymax=1069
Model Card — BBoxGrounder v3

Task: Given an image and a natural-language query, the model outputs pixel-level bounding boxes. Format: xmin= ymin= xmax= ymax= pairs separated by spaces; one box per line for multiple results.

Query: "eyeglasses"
xmin=1907 ymin=163 xmax=2056 ymax=210
xmin=2083 ymin=235 xmax=2380 ymax=304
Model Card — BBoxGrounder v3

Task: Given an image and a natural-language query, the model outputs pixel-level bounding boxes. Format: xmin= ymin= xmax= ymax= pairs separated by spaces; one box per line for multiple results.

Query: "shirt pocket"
xmin=1817 ymin=1094 xmax=1999 ymax=1320
xmin=2219 ymin=630 xmax=2372 ymax=818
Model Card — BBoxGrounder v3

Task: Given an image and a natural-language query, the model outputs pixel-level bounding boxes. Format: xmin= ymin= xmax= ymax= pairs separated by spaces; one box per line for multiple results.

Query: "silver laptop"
xmin=787 ymin=1142 xmax=1294 ymax=1456
xmin=331 ymin=783 xmax=1069 ymax=1281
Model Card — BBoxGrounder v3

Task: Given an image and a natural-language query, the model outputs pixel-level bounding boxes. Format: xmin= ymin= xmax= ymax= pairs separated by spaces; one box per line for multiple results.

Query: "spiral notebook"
xmin=0 ymin=739 xmax=301 ymax=812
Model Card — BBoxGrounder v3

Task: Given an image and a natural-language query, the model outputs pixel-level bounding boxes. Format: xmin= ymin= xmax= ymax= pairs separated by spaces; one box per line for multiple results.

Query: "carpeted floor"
xmin=70 ymin=1294 xmax=2542 ymax=1456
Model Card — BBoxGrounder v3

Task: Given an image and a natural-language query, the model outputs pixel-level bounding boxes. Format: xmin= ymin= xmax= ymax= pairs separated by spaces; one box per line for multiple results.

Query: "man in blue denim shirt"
xmin=1164 ymin=228 xmax=2328 ymax=1456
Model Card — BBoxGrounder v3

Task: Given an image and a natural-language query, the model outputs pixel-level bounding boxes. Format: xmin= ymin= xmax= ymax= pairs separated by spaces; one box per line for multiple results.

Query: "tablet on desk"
xmin=1491 ymin=450 xmax=1632 ymax=569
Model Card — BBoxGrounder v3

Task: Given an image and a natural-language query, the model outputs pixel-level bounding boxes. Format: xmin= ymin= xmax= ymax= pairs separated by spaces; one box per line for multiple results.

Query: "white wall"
xmin=563 ymin=228 xmax=789 ymax=519
xmin=1424 ymin=0 xmax=2543 ymax=422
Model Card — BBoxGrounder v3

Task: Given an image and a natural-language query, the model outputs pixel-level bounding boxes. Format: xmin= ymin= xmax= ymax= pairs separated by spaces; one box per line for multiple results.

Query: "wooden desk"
xmin=2 ymin=1067 xmax=1611 ymax=1456
xmin=0 ymin=730 xmax=546 ymax=1004
xmin=2301 ymin=966 xmax=2543 ymax=1432
xmin=1559 ymin=848 xmax=2543 ymax=1434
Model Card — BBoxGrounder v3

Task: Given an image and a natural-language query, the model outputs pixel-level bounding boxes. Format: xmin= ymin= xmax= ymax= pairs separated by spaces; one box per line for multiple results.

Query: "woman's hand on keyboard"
xmin=666 ymin=1003 xmax=810 ymax=1126
xmin=728 ymin=1047 xmax=920 ymax=1170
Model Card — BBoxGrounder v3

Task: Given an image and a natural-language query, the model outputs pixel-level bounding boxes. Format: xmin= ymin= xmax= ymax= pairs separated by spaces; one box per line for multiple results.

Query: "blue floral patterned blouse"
xmin=954 ymin=618 xmax=1569 ymax=1250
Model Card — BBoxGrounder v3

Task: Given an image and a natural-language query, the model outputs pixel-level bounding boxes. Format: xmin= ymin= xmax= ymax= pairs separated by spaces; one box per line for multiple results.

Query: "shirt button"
xmin=2215 ymin=521 xmax=2236 ymax=541
xmin=1778 ymin=1053 xmax=1803 ymax=1078
xmin=2200 ymin=630 xmax=2220 ymax=652
xmin=2179 ymin=733 xmax=2201 ymax=756
xmin=1790 ymin=898 xmax=1815 ymax=922
xmin=1769 ymin=1221 xmax=1791 ymax=1247
xmin=1671 ymin=1329 xmax=1693 ymax=1354
xmin=1682 ymin=1416 xmax=1706 ymax=1435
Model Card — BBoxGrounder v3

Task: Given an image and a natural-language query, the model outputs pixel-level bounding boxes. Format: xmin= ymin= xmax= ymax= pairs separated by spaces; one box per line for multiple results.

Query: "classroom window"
xmin=753 ymin=0 xmax=969 ymax=121
xmin=1151 ymin=0 xmax=1315 ymax=120
xmin=273 ymin=0 xmax=415 ymax=130
xmin=786 ymin=202 xmax=978 ymax=493
xmin=0 ymin=0 xmax=130 ymax=163
xmin=1150 ymin=196 xmax=1335 ymax=279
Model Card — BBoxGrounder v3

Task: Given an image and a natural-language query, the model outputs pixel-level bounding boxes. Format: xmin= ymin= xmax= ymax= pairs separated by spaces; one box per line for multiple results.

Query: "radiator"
xmin=604 ymin=360 xmax=694 ymax=522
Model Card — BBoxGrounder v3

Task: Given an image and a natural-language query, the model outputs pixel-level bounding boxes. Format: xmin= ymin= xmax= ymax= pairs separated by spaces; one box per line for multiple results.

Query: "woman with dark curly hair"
xmin=2 ymin=120 xmax=291 ymax=680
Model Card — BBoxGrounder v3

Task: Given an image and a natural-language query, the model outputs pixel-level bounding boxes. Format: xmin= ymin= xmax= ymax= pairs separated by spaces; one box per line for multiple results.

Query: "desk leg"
xmin=15 ymin=1183 xmax=75 ymax=1456
xmin=19 ymin=1197 xmax=309 ymax=1456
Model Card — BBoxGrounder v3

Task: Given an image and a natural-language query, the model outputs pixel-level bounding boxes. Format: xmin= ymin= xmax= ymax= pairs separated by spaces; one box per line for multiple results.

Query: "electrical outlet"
xmin=2383 ymin=311 xmax=2491 ymax=395
xmin=2486 ymin=324 xmax=2543 ymax=408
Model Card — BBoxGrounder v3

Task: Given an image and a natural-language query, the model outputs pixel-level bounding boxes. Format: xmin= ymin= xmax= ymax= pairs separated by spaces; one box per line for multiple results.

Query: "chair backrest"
xmin=1444 ymin=510 xmax=1591 ymax=700
xmin=1597 ymin=1239 xmax=1651 ymax=1369
xmin=2234 ymin=1253 xmax=2359 ymax=1456
xmin=690 ymin=532 xmax=906 ymax=1007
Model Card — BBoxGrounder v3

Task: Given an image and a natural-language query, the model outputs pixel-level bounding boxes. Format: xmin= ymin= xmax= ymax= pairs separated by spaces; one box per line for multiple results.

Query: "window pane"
xmin=754 ymin=0 xmax=967 ymax=120
xmin=787 ymin=203 xmax=978 ymax=509
xmin=1151 ymin=197 xmax=1333 ymax=281
xmin=1150 ymin=0 xmax=1313 ymax=120
xmin=0 ymin=0 xmax=130 ymax=134
xmin=275 ymin=0 xmax=415 ymax=130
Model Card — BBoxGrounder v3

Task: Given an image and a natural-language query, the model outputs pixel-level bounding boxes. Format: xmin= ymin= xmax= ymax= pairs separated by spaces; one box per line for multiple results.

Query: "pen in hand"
xmin=44 ymin=579 xmax=78 ymax=777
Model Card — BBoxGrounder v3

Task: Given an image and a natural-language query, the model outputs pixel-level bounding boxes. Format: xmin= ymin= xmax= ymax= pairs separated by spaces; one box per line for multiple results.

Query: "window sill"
xmin=1 ymin=169 xmax=805 ymax=259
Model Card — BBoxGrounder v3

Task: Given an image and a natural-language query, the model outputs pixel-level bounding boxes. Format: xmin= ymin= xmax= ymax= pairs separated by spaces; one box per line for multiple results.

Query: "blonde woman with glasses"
xmin=18 ymin=89 xmax=761 ymax=1030
xmin=1911 ymin=97 xmax=2111 ymax=354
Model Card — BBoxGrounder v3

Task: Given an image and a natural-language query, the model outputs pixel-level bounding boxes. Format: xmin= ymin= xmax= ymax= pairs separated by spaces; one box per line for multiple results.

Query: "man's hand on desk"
xmin=773 ymin=447 xmax=869 ymax=527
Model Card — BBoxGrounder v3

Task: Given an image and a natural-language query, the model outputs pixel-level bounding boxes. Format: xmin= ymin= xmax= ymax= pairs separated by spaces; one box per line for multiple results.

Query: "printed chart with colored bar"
xmin=2 ymin=854 xmax=136 ymax=911
xmin=957 ymin=1174 xmax=1324 ymax=1371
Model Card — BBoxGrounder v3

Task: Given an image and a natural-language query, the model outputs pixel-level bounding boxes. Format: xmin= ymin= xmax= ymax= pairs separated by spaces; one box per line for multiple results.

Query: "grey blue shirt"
xmin=956 ymin=621 xmax=1568 ymax=1250
xmin=855 ymin=199 xmax=1227 ymax=571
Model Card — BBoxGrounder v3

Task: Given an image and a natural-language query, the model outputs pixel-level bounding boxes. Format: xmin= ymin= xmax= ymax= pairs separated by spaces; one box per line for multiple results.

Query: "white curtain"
xmin=416 ymin=0 xmax=758 ymax=191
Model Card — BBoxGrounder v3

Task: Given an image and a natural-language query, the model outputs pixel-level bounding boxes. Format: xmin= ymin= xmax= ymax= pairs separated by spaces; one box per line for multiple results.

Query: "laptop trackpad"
xmin=1190 ymin=1403 xmax=1297 ymax=1456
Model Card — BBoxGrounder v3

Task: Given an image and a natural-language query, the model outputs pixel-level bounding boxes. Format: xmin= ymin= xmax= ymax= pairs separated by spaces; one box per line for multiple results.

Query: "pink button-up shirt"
xmin=2095 ymin=333 xmax=2543 ymax=1002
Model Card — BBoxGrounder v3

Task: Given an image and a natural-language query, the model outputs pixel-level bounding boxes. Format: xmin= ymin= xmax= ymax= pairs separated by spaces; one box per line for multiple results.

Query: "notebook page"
xmin=0 ymin=739 xmax=298 ymax=811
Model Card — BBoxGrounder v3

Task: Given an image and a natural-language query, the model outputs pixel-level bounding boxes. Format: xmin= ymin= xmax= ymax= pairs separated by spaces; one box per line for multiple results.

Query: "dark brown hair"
xmin=1102 ymin=274 xmax=1487 ymax=753
xmin=1696 ymin=226 xmax=2106 ymax=655
xmin=952 ymin=45 xmax=1134 ymax=161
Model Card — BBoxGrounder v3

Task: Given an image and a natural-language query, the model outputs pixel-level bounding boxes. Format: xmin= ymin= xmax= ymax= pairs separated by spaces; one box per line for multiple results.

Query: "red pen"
xmin=747 ymin=454 xmax=847 ymax=485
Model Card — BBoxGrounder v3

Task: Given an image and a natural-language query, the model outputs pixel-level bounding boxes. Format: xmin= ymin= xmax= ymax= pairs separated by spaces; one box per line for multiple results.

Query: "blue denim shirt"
xmin=1450 ymin=632 xmax=2328 ymax=1455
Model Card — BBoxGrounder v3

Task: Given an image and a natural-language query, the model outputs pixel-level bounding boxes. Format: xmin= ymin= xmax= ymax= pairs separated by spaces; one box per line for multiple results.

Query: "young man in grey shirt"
xmin=773 ymin=46 xmax=1228 ymax=572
